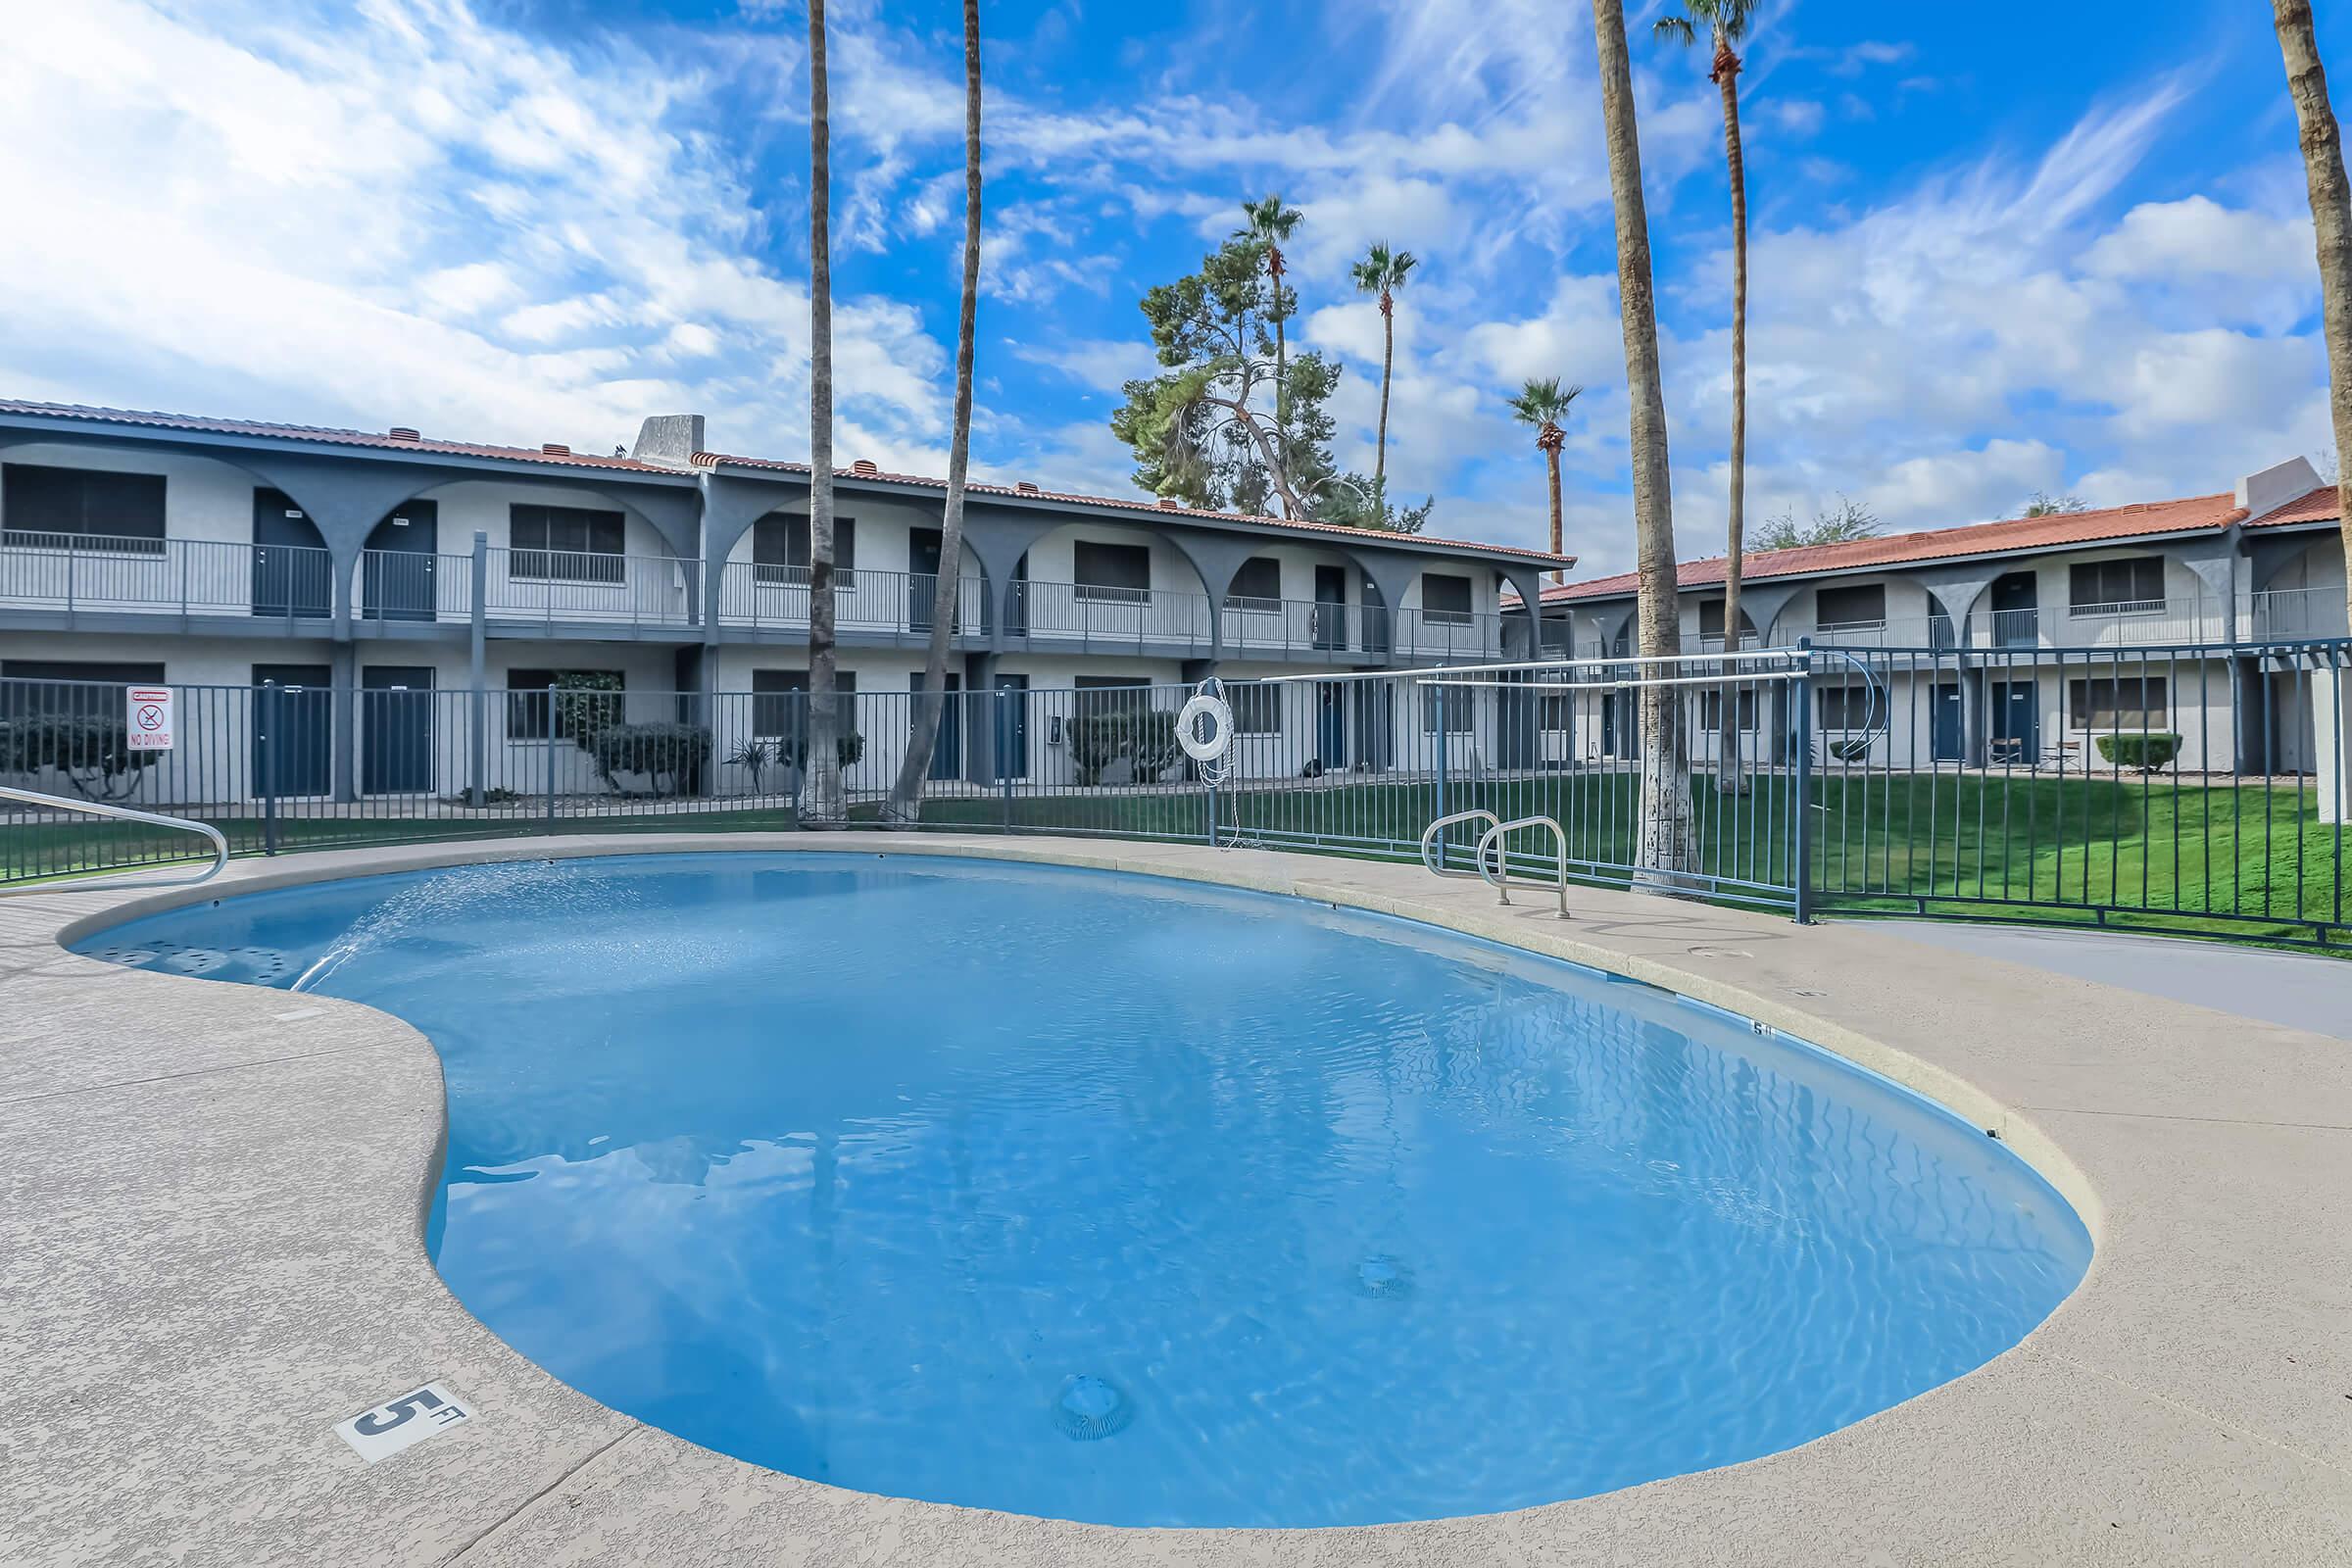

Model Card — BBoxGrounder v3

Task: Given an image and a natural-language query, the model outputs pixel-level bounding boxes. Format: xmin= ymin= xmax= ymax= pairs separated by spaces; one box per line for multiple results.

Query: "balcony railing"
xmin=714 ymin=561 xmax=989 ymax=639
xmin=0 ymin=533 xmax=334 ymax=620
xmin=2248 ymin=585 xmax=2350 ymax=640
xmin=1006 ymin=579 xmax=1214 ymax=652
xmin=474 ymin=547 xmax=695 ymax=628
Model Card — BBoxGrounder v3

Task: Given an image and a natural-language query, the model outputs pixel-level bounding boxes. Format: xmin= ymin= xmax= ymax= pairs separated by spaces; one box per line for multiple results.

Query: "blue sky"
xmin=1 ymin=0 xmax=2344 ymax=572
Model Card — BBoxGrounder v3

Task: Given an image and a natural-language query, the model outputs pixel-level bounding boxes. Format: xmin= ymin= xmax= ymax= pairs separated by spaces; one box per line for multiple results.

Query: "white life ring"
xmin=1176 ymin=692 xmax=1233 ymax=761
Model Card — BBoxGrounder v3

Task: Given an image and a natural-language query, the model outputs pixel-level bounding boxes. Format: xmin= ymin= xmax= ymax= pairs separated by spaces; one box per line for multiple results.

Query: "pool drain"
xmin=1052 ymin=1376 xmax=1133 ymax=1441
xmin=1353 ymin=1255 xmax=1415 ymax=1299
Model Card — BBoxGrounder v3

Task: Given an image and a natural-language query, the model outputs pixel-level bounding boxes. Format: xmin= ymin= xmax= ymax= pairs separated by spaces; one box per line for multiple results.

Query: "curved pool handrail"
xmin=1475 ymin=815 xmax=1572 ymax=919
xmin=1420 ymin=809 xmax=1502 ymax=881
xmin=1 ymin=783 xmax=229 ymax=896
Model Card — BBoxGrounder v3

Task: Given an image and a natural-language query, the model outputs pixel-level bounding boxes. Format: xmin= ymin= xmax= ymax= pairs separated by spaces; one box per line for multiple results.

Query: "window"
xmin=1540 ymin=692 xmax=1572 ymax=733
xmin=511 ymin=505 xmax=625 ymax=582
xmin=753 ymin=513 xmax=857 ymax=585
xmin=1 ymin=659 xmax=167 ymax=720
xmin=1814 ymin=582 xmax=1887 ymax=628
xmin=506 ymin=669 xmax=624 ymax=738
xmin=1697 ymin=599 xmax=1760 ymax=645
xmin=1420 ymin=682 xmax=1471 ymax=734
xmin=1225 ymin=556 xmax=1282 ymax=611
xmin=1074 ymin=540 xmax=1151 ymax=603
xmin=1420 ymin=573 xmax=1473 ymax=625
xmin=2069 ymin=675 xmax=2168 ymax=731
xmin=753 ymin=669 xmax=855 ymax=741
xmin=2 ymin=464 xmax=167 ymax=553
xmin=2068 ymin=557 xmax=2165 ymax=613
xmin=1818 ymin=683 xmax=1888 ymax=731
xmin=1700 ymin=689 xmax=1757 ymax=732
xmin=1227 ymin=681 xmax=1281 ymax=735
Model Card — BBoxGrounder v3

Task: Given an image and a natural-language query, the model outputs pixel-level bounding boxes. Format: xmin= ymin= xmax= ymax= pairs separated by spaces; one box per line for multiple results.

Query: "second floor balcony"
xmin=0 ymin=532 xmax=1516 ymax=662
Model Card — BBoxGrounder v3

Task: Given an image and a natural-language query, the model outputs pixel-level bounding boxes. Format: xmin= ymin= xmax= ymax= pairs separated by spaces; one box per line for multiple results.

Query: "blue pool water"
xmin=78 ymin=853 xmax=2090 ymax=1527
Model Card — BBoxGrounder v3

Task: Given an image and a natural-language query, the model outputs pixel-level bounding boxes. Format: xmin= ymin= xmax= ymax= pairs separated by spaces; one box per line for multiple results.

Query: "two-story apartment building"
xmin=0 ymin=400 xmax=1570 ymax=805
xmin=1514 ymin=457 xmax=2350 ymax=803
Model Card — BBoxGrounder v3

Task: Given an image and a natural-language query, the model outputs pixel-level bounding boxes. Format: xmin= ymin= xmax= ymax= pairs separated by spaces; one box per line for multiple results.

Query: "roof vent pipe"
xmin=388 ymin=426 xmax=420 ymax=442
xmin=1015 ymin=480 xmax=1041 ymax=494
xmin=1156 ymin=497 xmax=1179 ymax=510
xmin=541 ymin=442 xmax=570 ymax=457
xmin=850 ymin=459 xmax=880 ymax=475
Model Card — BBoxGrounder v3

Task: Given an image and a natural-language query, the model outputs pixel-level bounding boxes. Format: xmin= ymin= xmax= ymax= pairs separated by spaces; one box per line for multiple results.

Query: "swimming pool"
xmin=78 ymin=852 xmax=2090 ymax=1528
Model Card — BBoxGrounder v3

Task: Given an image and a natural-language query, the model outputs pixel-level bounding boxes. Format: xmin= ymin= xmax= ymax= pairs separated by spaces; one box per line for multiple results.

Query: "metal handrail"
xmin=1475 ymin=815 xmax=1572 ymax=919
xmin=1 ymin=784 xmax=228 ymax=895
xmin=1419 ymin=808 xmax=1501 ymax=880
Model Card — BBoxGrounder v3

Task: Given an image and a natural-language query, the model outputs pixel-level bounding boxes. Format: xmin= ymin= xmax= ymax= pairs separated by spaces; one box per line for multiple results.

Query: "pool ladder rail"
xmin=1419 ymin=809 xmax=1572 ymax=919
xmin=1 ymin=783 xmax=228 ymax=897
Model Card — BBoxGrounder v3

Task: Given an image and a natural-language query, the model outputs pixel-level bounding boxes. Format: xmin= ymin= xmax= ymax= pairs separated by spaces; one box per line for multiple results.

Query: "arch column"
xmin=1156 ymin=532 xmax=1264 ymax=663
xmin=959 ymin=511 xmax=1059 ymax=656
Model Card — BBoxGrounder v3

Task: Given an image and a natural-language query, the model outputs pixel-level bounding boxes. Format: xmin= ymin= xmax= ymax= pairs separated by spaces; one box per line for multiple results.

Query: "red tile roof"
xmin=697 ymin=451 xmax=1576 ymax=565
xmin=0 ymin=398 xmax=1575 ymax=566
xmin=0 ymin=399 xmax=679 ymax=474
xmin=1530 ymin=487 xmax=2339 ymax=606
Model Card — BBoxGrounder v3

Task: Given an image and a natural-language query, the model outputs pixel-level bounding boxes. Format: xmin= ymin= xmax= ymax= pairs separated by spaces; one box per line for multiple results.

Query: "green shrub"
xmin=551 ymin=671 xmax=625 ymax=744
xmin=2093 ymin=732 xmax=2181 ymax=773
xmin=0 ymin=715 xmax=162 ymax=801
xmin=788 ymin=730 xmax=865 ymax=770
xmin=1068 ymin=710 xmax=1128 ymax=786
xmin=587 ymin=721 xmax=710 ymax=797
xmin=1127 ymin=708 xmax=1182 ymax=783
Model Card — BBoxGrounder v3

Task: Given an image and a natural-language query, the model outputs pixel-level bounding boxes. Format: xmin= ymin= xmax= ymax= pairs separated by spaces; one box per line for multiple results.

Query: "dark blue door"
xmin=253 ymin=663 xmax=332 ymax=797
xmin=251 ymin=490 xmax=330 ymax=618
xmin=1992 ymin=681 xmax=2037 ymax=763
xmin=363 ymin=502 xmax=438 ymax=622
xmin=1932 ymin=683 xmax=1964 ymax=762
xmin=1317 ymin=684 xmax=1345 ymax=769
xmin=362 ymin=665 xmax=434 ymax=794
xmin=912 ymin=671 xmax=961 ymax=779
xmin=993 ymin=674 xmax=1028 ymax=781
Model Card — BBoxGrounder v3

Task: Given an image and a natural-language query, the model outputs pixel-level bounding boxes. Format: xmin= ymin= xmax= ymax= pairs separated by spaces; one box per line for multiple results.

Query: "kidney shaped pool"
xmin=77 ymin=852 xmax=2089 ymax=1528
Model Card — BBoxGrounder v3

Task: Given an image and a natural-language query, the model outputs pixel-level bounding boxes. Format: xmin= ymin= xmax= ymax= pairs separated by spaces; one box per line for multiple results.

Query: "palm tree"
xmin=800 ymin=0 xmax=846 ymax=827
xmin=1350 ymin=242 xmax=1417 ymax=516
xmin=1655 ymin=0 xmax=1756 ymax=795
xmin=883 ymin=0 xmax=983 ymax=826
xmin=1592 ymin=0 xmax=1696 ymax=879
xmin=1507 ymin=377 xmax=1583 ymax=580
xmin=1235 ymin=195 xmax=1302 ymax=469
xmin=2275 ymin=0 xmax=2352 ymax=650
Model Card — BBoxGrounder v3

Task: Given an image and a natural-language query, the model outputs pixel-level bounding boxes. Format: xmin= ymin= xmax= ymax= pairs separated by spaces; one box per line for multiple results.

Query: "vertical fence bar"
xmin=261 ymin=679 xmax=280 ymax=855
xmin=1792 ymin=644 xmax=1814 ymax=922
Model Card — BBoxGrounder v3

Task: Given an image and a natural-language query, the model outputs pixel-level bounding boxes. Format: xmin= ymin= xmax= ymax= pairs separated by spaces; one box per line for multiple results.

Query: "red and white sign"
xmin=126 ymin=686 xmax=174 ymax=751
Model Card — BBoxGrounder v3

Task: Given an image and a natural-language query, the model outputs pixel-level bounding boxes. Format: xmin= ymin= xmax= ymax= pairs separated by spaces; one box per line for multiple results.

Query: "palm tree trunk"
xmin=883 ymin=0 xmax=982 ymax=826
xmin=1544 ymin=442 xmax=1564 ymax=583
xmin=1716 ymin=36 xmax=1750 ymax=797
xmin=1374 ymin=301 xmax=1394 ymax=514
xmin=801 ymin=0 xmax=846 ymax=828
xmin=2276 ymin=0 xmax=2352 ymax=644
xmin=1591 ymin=0 xmax=1695 ymax=880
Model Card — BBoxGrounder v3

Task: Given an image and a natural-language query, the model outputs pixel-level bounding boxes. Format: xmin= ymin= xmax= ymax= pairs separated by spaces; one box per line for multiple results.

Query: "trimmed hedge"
xmin=587 ymin=721 xmax=710 ymax=797
xmin=0 ymin=715 xmax=162 ymax=801
xmin=2093 ymin=732 xmax=2182 ymax=773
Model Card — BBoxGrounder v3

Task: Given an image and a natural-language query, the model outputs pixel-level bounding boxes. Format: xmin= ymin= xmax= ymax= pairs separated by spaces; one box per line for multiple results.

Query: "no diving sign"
xmin=125 ymin=686 xmax=173 ymax=751
xmin=334 ymin=1381 xmax=473 ymax=1464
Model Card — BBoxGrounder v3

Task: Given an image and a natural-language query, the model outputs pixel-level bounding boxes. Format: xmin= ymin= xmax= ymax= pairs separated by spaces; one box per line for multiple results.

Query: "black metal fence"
xmin=5 ymin=641 xmax=2347 ymax=946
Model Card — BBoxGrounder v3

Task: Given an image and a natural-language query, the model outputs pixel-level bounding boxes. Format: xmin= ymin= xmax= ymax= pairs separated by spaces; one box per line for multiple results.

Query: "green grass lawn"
xmin=9 ymin=770 xmax=2344 ymax=949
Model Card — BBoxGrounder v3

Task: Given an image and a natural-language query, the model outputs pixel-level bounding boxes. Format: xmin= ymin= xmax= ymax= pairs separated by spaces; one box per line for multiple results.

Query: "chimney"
xmin=387 ymin=426 xmax=420 ymax=442
xmin=541 ymin=442 xmax=570 ymax=457
xmin=628 ymin=413 xmax=708 ymax=469
xmin=1015 ymin=480 xmax=1040 ymax=495
xmin=2235 ymin=455 xmax=2324 ymax=518
xmin=1155 ymin=497 xmax=1179 ymax=510
xmin=851 ymin=458 xmax=880 ymax=476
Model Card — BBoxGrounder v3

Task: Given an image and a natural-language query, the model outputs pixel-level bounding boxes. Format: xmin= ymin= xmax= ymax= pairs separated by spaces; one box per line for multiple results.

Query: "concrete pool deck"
xmin=1 ymin=832 xmax=2346 ymax=1566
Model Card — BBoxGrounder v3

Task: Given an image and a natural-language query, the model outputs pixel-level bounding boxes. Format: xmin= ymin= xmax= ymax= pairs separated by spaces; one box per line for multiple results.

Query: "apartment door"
xmin=992 ymin=673 xmax=1029 ymax=781
xmin=362 ymin=665 xmax=434 ymax=794
xmin=363 ymin=501 xmax=438 ymax=622
xmin=250 ymin=490 xmax=331 ymax=618
xmin=252 ymin=663 xmax=332 ymax=797
xmin=1932 ymin=682 xmax=1965 ymax=762
xmin=1313 ymin=564 xmax=1348 ymax=651
xmin=1349 ymin=679 xmax=1395 ymax=770
xmin=1989 ymin=571 xmax=2037 ymax=647
xmin=912 ymin=670 xmax=962 ymax=780
xmin=908 ymin=527 xmax=943 ymax=633
xmin=1316 ymin=683 xmax=1346 ymax=769
xmin=1990 ymin=680 xmax=2038 ymax=764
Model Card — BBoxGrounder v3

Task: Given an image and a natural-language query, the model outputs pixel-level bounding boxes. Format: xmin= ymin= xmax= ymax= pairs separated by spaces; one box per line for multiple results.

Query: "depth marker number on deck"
xmin=334 ymin=1382 xmax=472 ymax=1463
